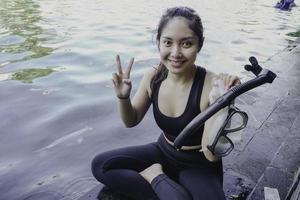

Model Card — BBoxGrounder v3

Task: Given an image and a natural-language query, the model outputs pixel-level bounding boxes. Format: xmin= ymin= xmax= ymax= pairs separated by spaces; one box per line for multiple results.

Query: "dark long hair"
xmin=151 ymin=7 xmax=204 ymax=91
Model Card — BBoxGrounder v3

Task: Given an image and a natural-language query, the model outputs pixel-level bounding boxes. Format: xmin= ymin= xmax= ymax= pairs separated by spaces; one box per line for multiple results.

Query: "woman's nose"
xmin=170 ymin=46 xmax=182 ymax=58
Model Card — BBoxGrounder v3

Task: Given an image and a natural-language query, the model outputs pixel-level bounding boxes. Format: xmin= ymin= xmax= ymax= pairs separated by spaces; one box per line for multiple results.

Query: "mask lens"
xmin=214 ymin=135 xmax=233 ymax=156
xmin=227 ymin=112 xmax=244 ymax=130
xmin=224 ymin=110 xmax=248 ymax=132
xmin=209 ymin=105 xmax=248 ymax=157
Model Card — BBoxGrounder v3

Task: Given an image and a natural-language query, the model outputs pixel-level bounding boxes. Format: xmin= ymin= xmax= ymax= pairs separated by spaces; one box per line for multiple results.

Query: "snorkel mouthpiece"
xmin=245 ymin=56 xmax=276 ymax=83
xmin=244 ymin=56 xmax=262 ymax=76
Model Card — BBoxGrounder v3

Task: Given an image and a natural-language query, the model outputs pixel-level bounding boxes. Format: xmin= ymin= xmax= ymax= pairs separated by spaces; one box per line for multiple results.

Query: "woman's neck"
xmin=166 ymin=65 xmax=197 ymax=85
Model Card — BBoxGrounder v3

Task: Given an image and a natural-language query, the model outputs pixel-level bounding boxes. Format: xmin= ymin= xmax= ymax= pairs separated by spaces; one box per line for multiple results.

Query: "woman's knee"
xmin=91 ymin=153 xmax=107 ymax=182
xmin=91 ymin=150 xmax=146 ymax=182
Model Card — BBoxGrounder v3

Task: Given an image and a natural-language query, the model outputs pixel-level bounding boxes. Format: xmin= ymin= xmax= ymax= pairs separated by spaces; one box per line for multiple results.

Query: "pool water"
xmin=0 ymin=0 xmax=299 ymax=199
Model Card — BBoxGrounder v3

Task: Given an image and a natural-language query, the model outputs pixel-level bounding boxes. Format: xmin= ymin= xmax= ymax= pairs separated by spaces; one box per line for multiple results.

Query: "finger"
xmin=224 ymin=74 xmax=229 ymax=86
xmin=228 ymin=76 xmax=240 ymax=88
xmin=212 ymin=77 xmax=218 ymax=87
xmin=125 ymin=57 xmax=134 ymax=78
xmin=112 ymin=72 xmax=120 ymax=87
xmin=228 ymin=76 xmax=236 ymax=86
xmin=218 ymin=73 xmax=228 ymax=89
xmin=227 ymin=77 xmax=233 ymax=88
xmin=116 ymin=55 xmax=123 ymax=74
xmin=211 ymin=75 xmax=220 ymax=87
xmin=220 ymin=73 xmax=230 ymax=90
xmin=234 ymin=77 xmax=241 ymax=85
xmin=112 ymin=79 xmax=116 ymax=88
xmin=123 ymin=78 xmax=132 ymax=85
xmin=220 ymin=73 xmax=228 ymax=84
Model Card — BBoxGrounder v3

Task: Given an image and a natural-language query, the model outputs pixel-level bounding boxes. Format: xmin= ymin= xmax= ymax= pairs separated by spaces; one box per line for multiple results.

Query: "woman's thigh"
xmin=91 ymin=143 xmax=166 ymax=200
xmin=91 ymin=143 xmax=165 ymax=179
xmin=178 ymin=168 xmax=226 ymax=200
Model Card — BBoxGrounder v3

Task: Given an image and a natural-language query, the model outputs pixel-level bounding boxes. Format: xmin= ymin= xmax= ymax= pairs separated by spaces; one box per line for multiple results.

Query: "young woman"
xmin=92 ymin=7 xmax=240 ymax=200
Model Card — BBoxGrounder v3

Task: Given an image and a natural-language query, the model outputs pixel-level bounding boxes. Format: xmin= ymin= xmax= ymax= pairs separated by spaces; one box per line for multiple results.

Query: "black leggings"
xmin=91 ymin=134 xmax=225 ymax=200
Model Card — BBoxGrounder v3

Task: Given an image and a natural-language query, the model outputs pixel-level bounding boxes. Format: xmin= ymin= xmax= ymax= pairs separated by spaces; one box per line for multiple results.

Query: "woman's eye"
xmin=182 ymin=41 xmax=192 ymax=48
xmin=163 ymin=40 xmax=172 ymax=46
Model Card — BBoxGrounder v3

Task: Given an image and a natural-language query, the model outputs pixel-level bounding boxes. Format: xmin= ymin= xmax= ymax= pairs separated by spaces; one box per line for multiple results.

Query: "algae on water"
xmin=287 ymin=30 xmax=300 ymax=37
xmin=12 ymin=68 xmax=54 ymax=83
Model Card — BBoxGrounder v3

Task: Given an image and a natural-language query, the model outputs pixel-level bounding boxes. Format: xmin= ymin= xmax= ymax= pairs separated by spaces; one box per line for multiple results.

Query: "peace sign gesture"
xmin=112 ymin=55 xmax=134 ymax=99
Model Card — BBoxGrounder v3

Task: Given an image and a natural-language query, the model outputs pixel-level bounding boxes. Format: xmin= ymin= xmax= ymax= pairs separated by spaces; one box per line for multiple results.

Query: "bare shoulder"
xmin=203 ymin=69 xmax=217 ymax=95
xmin=205 ymin=70 xmax=217 ymax=87
xmin=200 ymin=69 xmax=217 ymax=110
xmin=141 ymin=67 xmax=158 ymax=98
xmin=143 ymin=67 xmax=157 ymax=80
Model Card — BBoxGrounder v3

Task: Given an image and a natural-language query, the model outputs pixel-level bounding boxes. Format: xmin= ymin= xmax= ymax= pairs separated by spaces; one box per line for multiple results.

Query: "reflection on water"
xmin=0 ymin=0 xmax=300 ymax=199
xmin=1 ymin=0 xmax=300 ymax=78
xmin=12 ymin=68 xmax=55 ymax=83
xmin=0 ymin=0 xmax=54 ymax=64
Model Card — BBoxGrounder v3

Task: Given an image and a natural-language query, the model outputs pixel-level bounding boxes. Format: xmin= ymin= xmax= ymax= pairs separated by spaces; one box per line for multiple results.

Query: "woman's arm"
xmin=200 ymin=71 xmax=219 ymax=161
xmin=112 ymin=55 xmax=156 ymax=127
xmin=200 ymin=71 xmax=241 ymax=161
xmin=118 ymin=68 xmax=155 ymax=127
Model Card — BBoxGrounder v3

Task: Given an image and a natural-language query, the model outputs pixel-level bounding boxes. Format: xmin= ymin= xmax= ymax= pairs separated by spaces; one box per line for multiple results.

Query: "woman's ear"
xmin=198 ymin=36 xmax=205 ymax=52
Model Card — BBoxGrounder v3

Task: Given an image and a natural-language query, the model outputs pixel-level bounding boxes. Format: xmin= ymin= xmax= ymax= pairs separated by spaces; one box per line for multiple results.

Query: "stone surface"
xmin=264 ymin=187 xmax=280 ymax=200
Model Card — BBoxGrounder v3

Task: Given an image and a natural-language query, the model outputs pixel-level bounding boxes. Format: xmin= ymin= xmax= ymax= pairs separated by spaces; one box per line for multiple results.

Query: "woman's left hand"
xmin=218 ymin=73 xmax=241 ymax=90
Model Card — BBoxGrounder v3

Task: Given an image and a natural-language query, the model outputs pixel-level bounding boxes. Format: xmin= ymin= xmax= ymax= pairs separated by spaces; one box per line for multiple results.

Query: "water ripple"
xmin=36 ymin=127 xmax=93 ymax=152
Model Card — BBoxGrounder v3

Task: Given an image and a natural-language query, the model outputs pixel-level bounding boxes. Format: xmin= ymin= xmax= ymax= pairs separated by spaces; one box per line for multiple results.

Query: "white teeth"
xmin=169 ymin=60 xmax=184 ymax=67
xmin=169 ymin=60 xmax=183 ymax=63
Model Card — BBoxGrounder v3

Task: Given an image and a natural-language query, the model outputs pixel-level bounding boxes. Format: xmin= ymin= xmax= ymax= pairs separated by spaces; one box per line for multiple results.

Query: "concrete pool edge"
xmin=223 ymin=37 xmax=300 ymax=200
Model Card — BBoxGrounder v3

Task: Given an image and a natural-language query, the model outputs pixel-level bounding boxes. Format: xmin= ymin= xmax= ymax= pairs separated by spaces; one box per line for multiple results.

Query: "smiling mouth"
xmin=168 ymin=59 xmax=185 ymax=67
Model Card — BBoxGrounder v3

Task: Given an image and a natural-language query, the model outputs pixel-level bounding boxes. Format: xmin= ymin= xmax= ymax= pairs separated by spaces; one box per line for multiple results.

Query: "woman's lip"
xmin=168 ymin=59 xmax=185 ymax=67
xmin=168 ymin=59 xmax=185 ymax=62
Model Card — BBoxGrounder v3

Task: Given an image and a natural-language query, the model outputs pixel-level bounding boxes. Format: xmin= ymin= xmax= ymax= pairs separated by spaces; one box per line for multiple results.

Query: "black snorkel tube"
xmin=173 ymin=57 xmax=277 ymax=151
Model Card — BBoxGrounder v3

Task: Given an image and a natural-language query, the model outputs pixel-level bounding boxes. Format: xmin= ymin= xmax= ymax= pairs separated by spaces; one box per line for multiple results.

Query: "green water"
xmin=12 ymin=68 xmax=55 ymax=83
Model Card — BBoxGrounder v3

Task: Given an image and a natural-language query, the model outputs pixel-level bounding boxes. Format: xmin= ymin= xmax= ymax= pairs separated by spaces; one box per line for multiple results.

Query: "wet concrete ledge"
xmin=224 ymin=38 xmax=300 ymax=200
xmin=78 ymin=38 xmax=300 ymax=200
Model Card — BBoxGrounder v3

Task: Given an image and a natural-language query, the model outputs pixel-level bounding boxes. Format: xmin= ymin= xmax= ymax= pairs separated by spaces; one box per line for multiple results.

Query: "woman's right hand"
xmin=112 ymin=55 xmax=134 ymax=99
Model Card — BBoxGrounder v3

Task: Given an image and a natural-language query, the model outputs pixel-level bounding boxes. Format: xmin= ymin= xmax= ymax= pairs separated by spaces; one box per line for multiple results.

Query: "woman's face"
xmin=159 ymin=17 xmax=199 ymax=74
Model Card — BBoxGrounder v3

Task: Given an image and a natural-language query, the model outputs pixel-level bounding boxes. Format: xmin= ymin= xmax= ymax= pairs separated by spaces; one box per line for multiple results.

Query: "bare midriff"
xmin=163 ymin=134 xmax=202 ymax=150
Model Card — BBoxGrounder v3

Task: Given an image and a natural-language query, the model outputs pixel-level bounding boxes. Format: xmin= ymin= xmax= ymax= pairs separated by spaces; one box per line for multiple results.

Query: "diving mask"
xmin=206 ymin=104 xmax=248 ymax=157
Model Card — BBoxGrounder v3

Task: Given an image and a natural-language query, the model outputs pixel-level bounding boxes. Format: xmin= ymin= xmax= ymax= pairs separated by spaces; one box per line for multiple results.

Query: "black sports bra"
xmin=152 ymin=66 xmax=206 ymax=146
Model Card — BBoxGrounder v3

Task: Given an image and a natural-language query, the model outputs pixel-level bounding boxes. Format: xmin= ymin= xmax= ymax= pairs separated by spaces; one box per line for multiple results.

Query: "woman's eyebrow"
xmin=162 ymin=37 xmax=172 ymax=40
xmin=180 ymin=37 xmax=196 ymax=41
xmin=161 ymin=36 xmax=196 ymax=41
